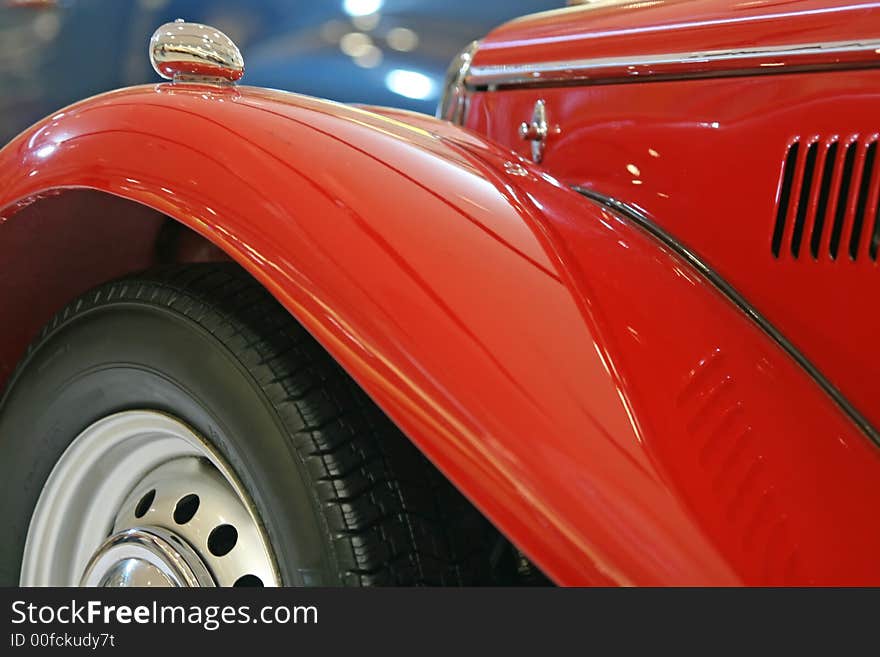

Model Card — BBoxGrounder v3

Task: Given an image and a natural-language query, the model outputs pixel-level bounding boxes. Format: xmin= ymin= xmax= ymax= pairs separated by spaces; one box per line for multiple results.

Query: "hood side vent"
xmin=772 ymin=135 xmax=880 ymax=262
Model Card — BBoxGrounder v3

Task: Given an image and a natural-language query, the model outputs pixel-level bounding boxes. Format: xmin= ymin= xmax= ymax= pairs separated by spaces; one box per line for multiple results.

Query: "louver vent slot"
xmin=851 ymin=140 xmax=876 ymax=259
xmin=771 ymin=143 xmax=799 ymax=258
xmin=810 ymin=141 xmax=838 ymax=259
xmin=791 ymin=141 xmax=817 ymax=258
xmin=772 ymin=136 xmax=880 ymax=262
xmin=829 ymin=141 xmax=857 ymax=259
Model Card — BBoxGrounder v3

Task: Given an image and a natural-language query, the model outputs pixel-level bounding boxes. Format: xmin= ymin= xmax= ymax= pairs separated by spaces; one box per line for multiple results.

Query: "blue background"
xmin=0 ymin=0 xmax=560 ymax=144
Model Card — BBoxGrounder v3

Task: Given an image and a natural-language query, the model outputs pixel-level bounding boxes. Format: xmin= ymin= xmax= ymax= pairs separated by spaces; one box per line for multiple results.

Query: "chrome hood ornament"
xmin=149 ymin=19 xmax=244 ymax=85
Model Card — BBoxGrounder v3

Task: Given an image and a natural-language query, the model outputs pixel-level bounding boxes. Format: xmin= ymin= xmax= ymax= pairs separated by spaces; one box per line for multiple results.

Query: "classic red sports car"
xmin=1 ymin=0 xmax=879 ymax=587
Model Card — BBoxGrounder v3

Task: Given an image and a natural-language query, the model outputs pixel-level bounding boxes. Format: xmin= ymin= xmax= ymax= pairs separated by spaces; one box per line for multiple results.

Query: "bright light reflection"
xmin=343 ymin=0 xmax=382 ymax=16
xmin=340 ymin=32 xmax=372 ymax=57
xmin=386 ymin=27 xmax=418 ymax=51
xmin=354 ymin=45 xmax=383 ymax=68
xmin=352 ymin=13 xmax=380 ymax=30
xmin=385 ymin=69 xmax=435 ymax=100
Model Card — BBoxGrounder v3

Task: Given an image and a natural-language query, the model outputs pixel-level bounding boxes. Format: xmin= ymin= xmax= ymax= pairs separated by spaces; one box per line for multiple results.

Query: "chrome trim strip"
xmin=437 ymin=40 xmax=480 ymax=124
xmin=467 ymin=39 xmax=880 ymax=89
xmin=574 ymin=187 xmax=880 ymax=448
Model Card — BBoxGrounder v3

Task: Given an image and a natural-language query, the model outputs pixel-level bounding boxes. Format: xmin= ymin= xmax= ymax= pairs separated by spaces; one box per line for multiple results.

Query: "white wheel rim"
xmin=21 ymin=410 xmax=279 ymax=587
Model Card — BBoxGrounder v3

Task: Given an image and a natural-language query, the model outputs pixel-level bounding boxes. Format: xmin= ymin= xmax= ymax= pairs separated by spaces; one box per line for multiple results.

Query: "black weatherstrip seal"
xmin=574 ymin=186 xmax=880 ymax=448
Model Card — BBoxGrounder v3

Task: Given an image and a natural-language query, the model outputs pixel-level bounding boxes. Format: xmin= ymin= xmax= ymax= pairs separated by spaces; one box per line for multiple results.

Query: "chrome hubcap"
xmin=81 ymin=527 xmax=214 ymax=587
xmin=21 ymin=411 xmax=279 ymax=587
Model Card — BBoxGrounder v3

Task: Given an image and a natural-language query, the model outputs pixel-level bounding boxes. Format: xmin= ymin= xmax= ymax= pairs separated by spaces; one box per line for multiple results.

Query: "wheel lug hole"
xmin=134 ymin=489 xmax=156 ymax=519
xmin=173 ymin=494 xmax=200 ymax=525
xmin=208 ymin=524 xmax=238 ymax=556
xmin=234 ymin=574 xmax=263 ymax=587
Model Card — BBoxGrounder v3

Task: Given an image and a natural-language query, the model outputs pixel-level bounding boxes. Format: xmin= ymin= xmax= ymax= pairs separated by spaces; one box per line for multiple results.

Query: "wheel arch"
xmin=0 ymin=84 xmax=716 ymax=586
xmin=5 ymin=84 xmax=880 ymax=586
xmin=0 ymin=188 xmax=230 ymax=390
xmin=0 ymin=86 xmax=659 ymax=586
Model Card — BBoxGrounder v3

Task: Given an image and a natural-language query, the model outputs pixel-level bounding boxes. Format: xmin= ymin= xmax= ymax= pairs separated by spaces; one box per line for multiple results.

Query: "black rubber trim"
xmin=574 ymin=186 xmax=880 ymax=448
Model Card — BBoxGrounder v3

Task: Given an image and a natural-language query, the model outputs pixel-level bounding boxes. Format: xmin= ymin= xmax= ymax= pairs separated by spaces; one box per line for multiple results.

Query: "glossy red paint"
xmin=474 ymin=0 xmax=880 ymax=69
xmin=467 ymin=65 xmax=880 ymax=446
xmin=3 ymin=83 xmax=880 ymax=585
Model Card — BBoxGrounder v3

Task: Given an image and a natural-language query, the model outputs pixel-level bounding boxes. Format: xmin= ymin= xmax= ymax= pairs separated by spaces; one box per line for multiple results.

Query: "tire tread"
xmin=24 ymin=264 xmax=502 ymax=586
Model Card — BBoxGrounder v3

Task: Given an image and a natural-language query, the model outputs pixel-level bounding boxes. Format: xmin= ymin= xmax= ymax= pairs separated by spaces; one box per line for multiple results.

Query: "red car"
xmin=1 ymin=0 xmax=879 ymax=587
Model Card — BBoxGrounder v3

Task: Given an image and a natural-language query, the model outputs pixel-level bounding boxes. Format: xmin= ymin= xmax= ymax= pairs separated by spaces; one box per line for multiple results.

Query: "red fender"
xmin=1 ymin=84 xmax=880 ymax=585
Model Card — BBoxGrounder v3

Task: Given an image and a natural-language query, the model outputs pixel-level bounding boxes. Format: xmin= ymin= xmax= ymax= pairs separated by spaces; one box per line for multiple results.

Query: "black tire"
xmin=0 ymin=264 xmax=510 ymax=586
